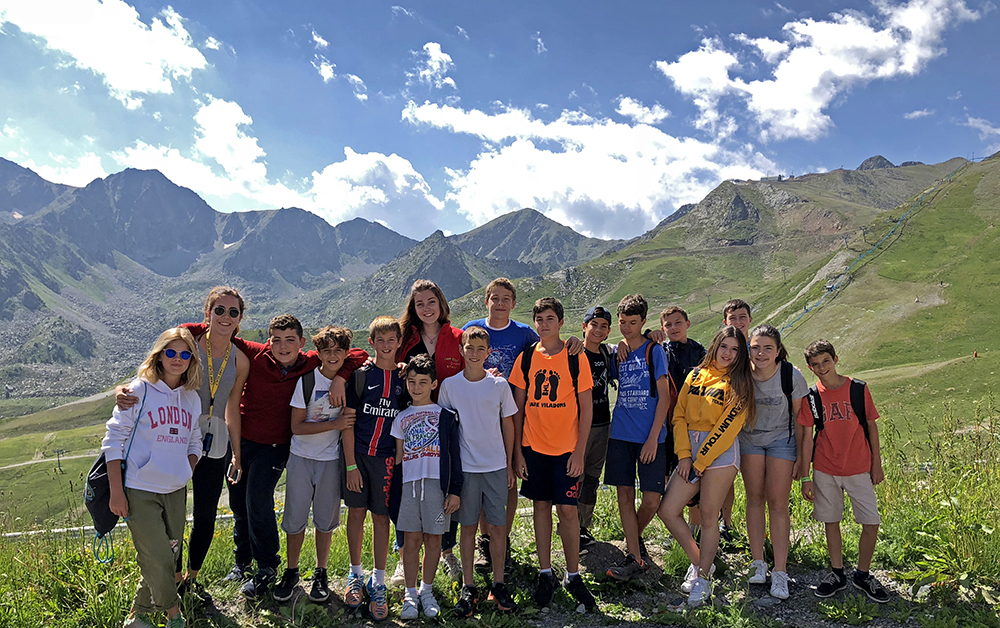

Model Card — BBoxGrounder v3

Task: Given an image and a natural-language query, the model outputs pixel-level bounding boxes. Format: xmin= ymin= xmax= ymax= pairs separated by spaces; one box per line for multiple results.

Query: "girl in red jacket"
xmin=393 ymin=279 xmax=465 ymax=583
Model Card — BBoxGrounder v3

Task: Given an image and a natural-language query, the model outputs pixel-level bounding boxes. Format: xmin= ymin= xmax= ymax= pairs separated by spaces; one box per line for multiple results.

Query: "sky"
xmin=0 ymin=0 xmax=997 ymax=240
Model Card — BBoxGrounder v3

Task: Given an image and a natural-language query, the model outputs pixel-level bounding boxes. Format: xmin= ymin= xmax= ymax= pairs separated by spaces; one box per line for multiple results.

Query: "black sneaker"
xmin=534 ymin=571 xmax=558 ymax=608
xmin=453 ymin=584 xmax=478 ymax=618
xmin=309 ymin=568 xmax=331 ymax=603
xmin=607 ymin=554 xmax=645 ymax=581
xmin=242 ymin=567 xmax=277 ymax=599
xmin=852 ymin=571 xmax=890 ymax=603
xmin=272 ymin=568 xmax=299 ymax=602
xmin=638 ymin=537 xmax=652 ymax=571
xmin=814 ymin=571 xmax=848 ymax=598
xmin=490 ymin=582 xmax=518 ymax=613
xmin=476 ymin=535 xmax=492 ymax=572
xmin=223 ymin=563 xmax=252 ymax=583
xmin=564 ymin=573 xmax=596 ymax=612
xmin=579 ymin=528 xmax=596 ymax=556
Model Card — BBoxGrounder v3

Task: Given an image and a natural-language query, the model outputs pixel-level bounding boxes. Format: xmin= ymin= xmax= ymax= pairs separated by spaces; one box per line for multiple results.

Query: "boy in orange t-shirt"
xmin=510 ymin=297 xmax=596 ymax=612
xmin=798 ymin=339 xmax=889 ymax=604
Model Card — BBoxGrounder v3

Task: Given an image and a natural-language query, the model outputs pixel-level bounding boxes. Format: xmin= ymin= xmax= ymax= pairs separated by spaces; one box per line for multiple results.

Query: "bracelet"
xmin=346 ymin=464 xmax=358 ymax=472
xmin=799 ymin=477 xmax=812 ymax=482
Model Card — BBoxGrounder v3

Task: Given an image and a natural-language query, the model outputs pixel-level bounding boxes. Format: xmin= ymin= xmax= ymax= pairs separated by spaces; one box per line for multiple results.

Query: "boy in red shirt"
xmin=798 ymin=339 xmax=889 ymax=604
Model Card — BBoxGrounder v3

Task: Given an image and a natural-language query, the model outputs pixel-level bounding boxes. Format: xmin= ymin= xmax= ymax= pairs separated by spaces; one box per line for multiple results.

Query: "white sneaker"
xmin=770 ymin=570 xmax=790 ymax=600
xmin=681 ymin=563 xmax=716 ymax=593
xmin=688 ymin=577 xmax=710 ymax=608
xmin=440 ymin=551 xmax=462 ymax=581
xmin=389 ymin=561 xmax=406 ymax=588
xmin=400 ymin=592 xmax=419 ymax=620
xmin=420 ymin=590 xmax=440 ymax=617
xmin=749 ymin=559 xmax=768 ymax=584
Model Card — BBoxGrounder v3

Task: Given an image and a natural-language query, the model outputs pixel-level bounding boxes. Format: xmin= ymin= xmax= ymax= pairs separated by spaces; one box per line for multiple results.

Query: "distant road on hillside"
xmin=0 ymin=453 xmax=91 ymax=471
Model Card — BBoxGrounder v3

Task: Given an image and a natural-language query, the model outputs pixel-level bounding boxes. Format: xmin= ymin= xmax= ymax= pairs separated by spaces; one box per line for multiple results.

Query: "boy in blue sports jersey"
xmin=605 ymin=294 xmax=672 ymax=582
xmin=342 ymin=316 xmax=408 ymax=621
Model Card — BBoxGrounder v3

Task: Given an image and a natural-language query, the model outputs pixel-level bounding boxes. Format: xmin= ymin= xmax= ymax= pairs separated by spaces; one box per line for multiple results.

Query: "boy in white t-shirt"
xmin=273 ymin=326 xmax=356 ymax=604
xmin=439 ymin=326 xmax=519 ymax=617
xmin=391 ymin=354 xmax=463 ymax=620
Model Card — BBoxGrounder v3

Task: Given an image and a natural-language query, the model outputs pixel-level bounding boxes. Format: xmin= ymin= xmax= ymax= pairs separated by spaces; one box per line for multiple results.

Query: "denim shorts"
xmin=739 ymin=434 xmax=797 ymax=461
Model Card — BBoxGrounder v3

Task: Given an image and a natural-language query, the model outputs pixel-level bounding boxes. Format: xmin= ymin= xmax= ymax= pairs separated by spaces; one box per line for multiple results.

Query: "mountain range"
xmin=0 ymin=153 xmax=980 ymax=397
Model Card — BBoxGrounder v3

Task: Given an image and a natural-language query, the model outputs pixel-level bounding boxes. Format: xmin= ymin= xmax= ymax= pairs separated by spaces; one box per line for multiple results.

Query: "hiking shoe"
xmin=389 ymin=561 xmax=406 ymax=588
xmin=441 ymin=551 xmax=462 ymax=581
xmin=366 ymin=577 xmax=389 ymax=621
xmin=814 ymin=571 xmax=847 ymax=598
xmin=476 ymin=535 xmax=492 ymax=572
xmin=770 ymin=570 xmax=789 ymax=600
xmin=122 ymin=614 xmax=156 ymax=628
xmin=607 ymin=554 xmax=645 ymax=581
xmin=490 ymin=582 xmax=518 ymax=612
xmin=687 ymin=577 xmax=710 ymax=608
xmin=748 ymin=559 xmax=768 ymax=584
xmin=639 ymin=537 xmax=652 ymax=570
xmin=534 ymin=570 xmax=558 ymax=608
xmin=165 ymin=614 xmax=186 ymax=628
xmin=309 ymin=568 xmax=331 ymax=603
xmin=681 ymin=563 xmax=715 ymax=593
xmin=242 ymin=567 xmax=276 ymax=599
xmin=344 ymin=572 xmax=365 ymax=608
xmin=420 ymin=589 xmax=440 ymax=617
xmin=579 ymin=527 xmax=596 ymax=556
xmin=400 ymin=591 xmax=419 ymax=620
xmin=272 ymin=568 xmax=299 ymax=602
xmin=853 ymin=571 xmax=890 ymax=603
xmin=453 ymin=585 xmax=478 ymax=618
xmin=564 ymin=573 xmax=596 ymax=612
xmin=222 ymin=563 xmax=252 ymax=583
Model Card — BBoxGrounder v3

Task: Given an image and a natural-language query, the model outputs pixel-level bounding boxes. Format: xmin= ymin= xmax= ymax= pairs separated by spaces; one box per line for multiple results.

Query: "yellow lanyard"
xmin=205 ymin=332 xmax=232 ymax=418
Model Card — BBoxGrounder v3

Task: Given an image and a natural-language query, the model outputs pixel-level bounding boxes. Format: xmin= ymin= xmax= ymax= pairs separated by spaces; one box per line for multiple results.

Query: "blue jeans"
xmin=229 ymin=438 xmax=289 ymax=570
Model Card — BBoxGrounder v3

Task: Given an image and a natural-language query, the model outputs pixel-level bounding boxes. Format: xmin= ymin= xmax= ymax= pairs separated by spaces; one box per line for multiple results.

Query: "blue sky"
xmin=0 ymin=0 xmax=997 ymax=240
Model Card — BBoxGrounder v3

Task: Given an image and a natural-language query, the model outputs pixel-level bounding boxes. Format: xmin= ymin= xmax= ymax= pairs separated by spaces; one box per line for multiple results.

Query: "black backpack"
xmin=301 ymin=367 xmax=366 ymax=404
xmin=779 ymin=361 xmax=795 ymax=442
xmin=805 ymin=378 xmax=871 ymax=457
xmin=520 ymin=342 xmax=580 ymax=399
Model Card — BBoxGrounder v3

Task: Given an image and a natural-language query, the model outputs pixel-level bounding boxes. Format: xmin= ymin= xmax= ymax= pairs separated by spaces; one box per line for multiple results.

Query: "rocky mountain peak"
xmin=857 ymin=155 xmax=896 ymax=170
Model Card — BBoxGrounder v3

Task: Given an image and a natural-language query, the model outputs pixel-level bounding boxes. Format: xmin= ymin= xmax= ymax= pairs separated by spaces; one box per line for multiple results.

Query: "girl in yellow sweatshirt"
xmin=657 ymin=325 xmax=755 ymax=607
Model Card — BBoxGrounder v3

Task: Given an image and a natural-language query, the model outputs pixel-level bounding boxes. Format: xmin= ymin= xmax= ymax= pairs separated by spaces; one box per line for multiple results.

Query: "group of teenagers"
xmin=101 ymin=277 xmax=891 ymax=628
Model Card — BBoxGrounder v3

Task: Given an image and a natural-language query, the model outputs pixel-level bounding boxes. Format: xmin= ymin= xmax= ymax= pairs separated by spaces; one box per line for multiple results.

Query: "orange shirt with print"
xmin=510 ymin=347 xmax=593 ymax=456
xmin=797 ymin=377 xmax=879 ymax=477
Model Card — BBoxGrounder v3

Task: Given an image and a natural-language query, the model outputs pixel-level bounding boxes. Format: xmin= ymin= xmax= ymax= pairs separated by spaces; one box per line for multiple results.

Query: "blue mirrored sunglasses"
xmin=164 ymin=349 xmax=192 ymax=360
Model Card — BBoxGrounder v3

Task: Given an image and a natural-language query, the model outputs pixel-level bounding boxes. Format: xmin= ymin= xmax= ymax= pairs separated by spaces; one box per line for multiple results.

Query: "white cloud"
xmin=204 ymin=36 xmax=221 ymax=50
xmin=456 ymin=26 xmax=468 ymax=40
xmin=904 ymin=108 xmax=934 ymax=119
xmin=311 ymin=28 xmax=329 ymax=49
xmin=965 ymin=115 xmax=1000 ymax=152
xmin=948 ymin=90 xmax=962 ymax=99
xmin=658 ymin=0 xmax=980 ymax=142
xmin=407 ymin=42 xmax=456 ymax=90
xmin=312 ymin=54 xmax=336 ymax=82
xmin=345 ymin=74 xmax=368 ymax=101
xmin=110 ymin=97 xmax=442 ymax=237
xmin=532 ymin=31 xmax=547 ymax=54
xmin=402 ymin=100 xmax=774 ymax=238
xmin=616 ymin=96 xmax=670 ymax=125
xmin=391 ymin=6 xmax=415 ymax=19
xmin=0 ymin=0 xmax=207 ymax=108
xmin=23 ymin=152 xmax=108 ymax=186
xmin=774 ymin=2 xmax=795 ymax=15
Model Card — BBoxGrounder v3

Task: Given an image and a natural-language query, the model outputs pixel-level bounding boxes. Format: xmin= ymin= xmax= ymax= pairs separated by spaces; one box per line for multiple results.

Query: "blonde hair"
xmin=137 ymin=327 xmax=202 ymax=391
xmin=369 ymin=316 xmax=402 ymax=342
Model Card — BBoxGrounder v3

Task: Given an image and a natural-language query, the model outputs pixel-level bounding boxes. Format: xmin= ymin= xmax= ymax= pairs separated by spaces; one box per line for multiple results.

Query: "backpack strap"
xmin=644 ymin=341 xmax=658 ymax=399
xmin=806 ymin=385 xmax=824 ymax=462
xmin=521 ymin=343 xmax=536 ymax=397
xmin=598 ymin=343 xmax=617 ymax=390
xmin=850 ymin=378 xmax=873 ymax=451
xmin=351 ymin=367 xmax=366 ymax=401
xmin=301 ymin=369 xmax=316 ymax=405
xmin=568 ymin=351 xmax=580 ymax=396
xmin=780 ymin=361 xmax=794 ymax=441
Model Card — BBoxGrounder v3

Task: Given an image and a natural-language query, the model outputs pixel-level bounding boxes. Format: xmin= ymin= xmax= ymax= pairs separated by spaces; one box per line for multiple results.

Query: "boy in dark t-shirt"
xmin=578 ymin=306 xmax=616 ymax=553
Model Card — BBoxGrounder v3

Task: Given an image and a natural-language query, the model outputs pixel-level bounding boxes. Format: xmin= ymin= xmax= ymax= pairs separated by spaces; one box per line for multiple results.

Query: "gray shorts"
xmin=458 ymin=469 xmax=508 ymax=527
xmin=396 ymin=479 xmax=450 ymax=535
xmin=688 ymin=430 xmax=741 ymax=470
xmin=281 ymin=454 xmax=341 ymax=534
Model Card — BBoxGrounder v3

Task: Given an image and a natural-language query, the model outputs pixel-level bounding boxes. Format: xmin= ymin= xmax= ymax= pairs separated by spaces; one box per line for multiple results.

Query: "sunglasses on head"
xmin=164 ymin=348 xmax=192 ymax=360
xmin=213 ymin=305 xmax=241 ymax=318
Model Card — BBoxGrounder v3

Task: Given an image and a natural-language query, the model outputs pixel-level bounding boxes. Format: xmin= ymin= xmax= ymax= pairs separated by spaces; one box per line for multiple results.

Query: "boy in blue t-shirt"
xmin=462 ymin=277 xmax=539 ymax=379
xmin=605 ymin=294 xmax=672 ymax=581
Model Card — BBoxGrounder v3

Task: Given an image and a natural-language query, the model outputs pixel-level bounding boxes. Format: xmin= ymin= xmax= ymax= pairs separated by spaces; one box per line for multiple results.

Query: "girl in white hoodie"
xmin=102 ymin=327 xmax=203 ymax=628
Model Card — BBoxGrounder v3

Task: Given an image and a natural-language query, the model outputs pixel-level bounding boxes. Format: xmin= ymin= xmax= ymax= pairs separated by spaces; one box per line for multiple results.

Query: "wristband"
xmin=799 ymin=477 xmax=812 ymax=482
xmin=346 ymin=464 xmax=358 ymax=472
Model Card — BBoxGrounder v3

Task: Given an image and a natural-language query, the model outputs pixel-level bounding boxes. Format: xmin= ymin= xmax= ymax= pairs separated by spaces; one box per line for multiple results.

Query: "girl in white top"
xmin=102 ymin=327 xmax=203 ymax=628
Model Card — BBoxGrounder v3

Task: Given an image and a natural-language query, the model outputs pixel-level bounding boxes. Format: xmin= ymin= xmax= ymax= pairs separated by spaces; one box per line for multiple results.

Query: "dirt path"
xmin=0 ymin=453 xmax=91 ymax=471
